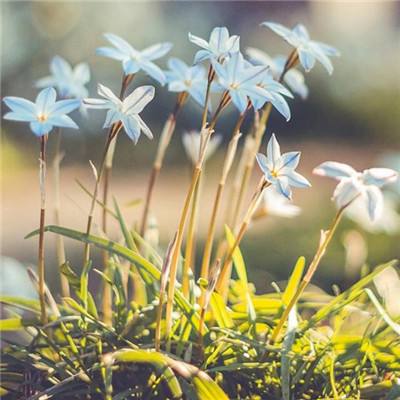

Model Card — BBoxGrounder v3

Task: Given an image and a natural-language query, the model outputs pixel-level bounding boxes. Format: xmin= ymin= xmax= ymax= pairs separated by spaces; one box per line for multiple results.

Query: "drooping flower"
xmin=83 ymin=84 xmax=155 ymax=144
xmin=3 ymin=87 xmax=80 ymax=136
xmin=313 ymin=161 xmax=398 ymax=220
xmin=182 ymin=130 xmax=222 ymax=165
xmin=246 ymin=47 xmax=308 ymax=99
xmin=36 ymin=56 xmax=90 ymax=99
xmin=188 ymin=26 xmax=240 ymax=64
xmin=256 ymin=134 xmax=311 ymax=199
xmin=96 ymin=33 xmax=172 ymax=85
xmin=258 ymin=186 xmax=301 ymax=218
xmin=212 ymin=52 xmax=291 ymax=117
xmin=261 ymin=22 xmax=340 ymax=74
xmin=164 ymin=58 xmax=208 ymax=107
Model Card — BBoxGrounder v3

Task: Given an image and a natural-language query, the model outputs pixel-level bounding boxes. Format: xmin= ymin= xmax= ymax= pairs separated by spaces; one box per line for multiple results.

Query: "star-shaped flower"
xmin=188 ymin=26 xmax=240 ymax=64
xmin=3 ymin=87 xmax=80 ymax=136
xmin=213 ymin=52 xmax=285 ymax=114
xmin=83 ymin=84 xmax=155 ymax=144
xmin=261 ymin=22 xmax=340 ymax=74
xmin=164 ymin=58 xmax=208 ymax=107
xmin=246 ymin=47 xmax=308 ymax=99
xmin=256 ymin=134 xmax=311 ymax=199
xmin=36 ymin=56 xmax=90 ymax=99
xmin=96 ymin=33 xmax=173 ymax=85
xmin=313 ymin=161 xmax=398 ymax=220
xmin=182 ymin=130 xmax=222 ymax=165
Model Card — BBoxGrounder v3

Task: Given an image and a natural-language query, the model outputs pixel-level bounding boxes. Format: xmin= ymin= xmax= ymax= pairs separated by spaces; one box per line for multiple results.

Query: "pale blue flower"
xmin=3 ymin=87 xmax=80 ymax=136
xmin=164 ymin=58 xmax=208 ymax=106
xmin=84 ymin=84 xmax=155 ymax=144
xmin=246 ymin=47 xmax=308 ymax=99
xmin=313 ymin=161 xmax=398 ymax=220
xmin=36 ymin=56 xmax=90 ymax=99
xmin=182 ymin=130 xmax=222 ymax=165
xmin=212 ymin=52 xmax=291 ymax=118
xmin=261 ymin=22 xmax=340 ymax=74
xmin=256 ymin=134 xmax=311 ymax=199
xmin=188 ymin=26 xmax=240 ymax=64
xmin=96 ymin=33 xmax=172 ymax=85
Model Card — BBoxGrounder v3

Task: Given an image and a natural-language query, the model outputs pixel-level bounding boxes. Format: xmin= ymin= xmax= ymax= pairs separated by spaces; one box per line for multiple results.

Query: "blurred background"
xmin=1 ymin=1 xmax=400 ymax=298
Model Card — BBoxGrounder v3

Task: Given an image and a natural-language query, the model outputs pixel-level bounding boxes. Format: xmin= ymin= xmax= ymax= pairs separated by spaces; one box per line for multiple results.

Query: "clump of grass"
xmin=2 ymin=22 xmax=400 ymax=400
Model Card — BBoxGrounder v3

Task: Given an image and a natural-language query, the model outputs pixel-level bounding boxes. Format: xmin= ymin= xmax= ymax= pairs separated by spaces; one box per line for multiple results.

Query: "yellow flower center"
xmin=271 ymin=169 xmax=279 ymax=178
xmin=37 ymin=113 xmax=48 ymax=122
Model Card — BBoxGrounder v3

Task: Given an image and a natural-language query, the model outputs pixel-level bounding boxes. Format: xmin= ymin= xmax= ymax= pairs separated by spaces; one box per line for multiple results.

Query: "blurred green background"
xmin=1 ymin=1 xmax=400 ymax=296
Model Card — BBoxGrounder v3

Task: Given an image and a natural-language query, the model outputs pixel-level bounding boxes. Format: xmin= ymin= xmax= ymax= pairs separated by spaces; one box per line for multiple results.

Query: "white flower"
xmin=246 ymin=47 xmax=308 ymax=99
xmin=182 ymin=130 xmax=222 ymax=165
xmin=188 ymin=26 xmax=240 ymax=63
xmin=36 ymin=56 xmax=90 ymax=99
xmin=313 ymin=161 xmax=398 ymax=220
xmin=256 ymin=134 xmax=311 ymax=199
xmin=261 ymin=187 xmax=301 ymax=218
xmin=96 ymin=33 xmax=172 ymax=85
xmin=261 ymin=22 xmax=340 ymax=74
xmin=165 ymin=58 xmax=208 ymax=106
xmin=84 ymin=84 xmax=155 ymax=144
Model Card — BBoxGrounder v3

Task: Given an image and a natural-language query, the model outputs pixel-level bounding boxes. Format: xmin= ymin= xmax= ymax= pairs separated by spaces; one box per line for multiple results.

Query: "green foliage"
xmin=1 ymin=223 xmax=399 ymax=399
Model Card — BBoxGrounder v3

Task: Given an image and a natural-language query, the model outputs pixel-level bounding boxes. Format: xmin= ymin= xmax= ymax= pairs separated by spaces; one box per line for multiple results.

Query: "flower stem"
xmin=215 ymin=178 xmax=269 ymax=296
xmin=38 ymin=134 xmax=48 ymax=325
xmin=52 ymin=129 xmax=69 ymax=298
xmin=100 ymin=74 xmax=133 ymax=324
xmin=140 ymin=93 xmax=187 ymax=237
xmin=164 ymin=94 xmax=229 ymax=350
xmin=200 ymin=65 xmax=215 ymax=129
xmin=82 ymin=123 xmax=122 ymax=268
xmin=182 ymin=172 xmax=202 ymax=298
xmin=200 ymin=112 xmax=246 ymax=282
xmin=269 ymin=206 xmax=346 ymax=343
xmin=227 ymin=49 xmax=298 ymax=228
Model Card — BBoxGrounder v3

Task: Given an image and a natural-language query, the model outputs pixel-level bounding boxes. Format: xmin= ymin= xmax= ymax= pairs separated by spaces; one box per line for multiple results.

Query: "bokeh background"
xmin=1 ymin=1 xmax=400 ymax=298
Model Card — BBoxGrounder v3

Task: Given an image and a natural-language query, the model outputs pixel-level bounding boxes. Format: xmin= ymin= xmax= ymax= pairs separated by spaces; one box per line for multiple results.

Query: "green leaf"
xmin=27 ymin=225 xmax=204 ymax=333
xmin=0 ymin=296 xmax=40 ymax=313
xmin=0 ymin=318 xmax=23 ymax=331
xmin=365 ymin=288 xmax=400 ymax=336
xmin=210 ymin=292 xmax=234 ymax=328
xmin=60 ymin=262 xmax=80 ymax=290
xmin=112 ymin=349 xmax=182 ymax=399
xmin=225 ymin=225 xmax=256 ymax=323
xmin=282 ymin=256 xmax=305 ymax=306
xmin=302 ymin=260 xmax=397 ymax=331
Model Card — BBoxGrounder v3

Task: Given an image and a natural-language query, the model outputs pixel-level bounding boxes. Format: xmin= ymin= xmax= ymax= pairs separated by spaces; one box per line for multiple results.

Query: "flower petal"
xmin=30 ymin=121 xmax=53 ymax=136
xmin=122 ymin=59 xmax=141 ymax=75
xmin=96 ymin=46 xmax=127 ymax=61
xmin=49 ymin=99 xmax=81 ymax=116
xmin=50 ymin=56 xmax=72 ymax=79
xmin=3 ymin=111 xmax=37 ymax=122
xmin=97 ymin=84 xmax=120 ymax=104
xmin=261 ymin=22 xmax=293 ymax=42
xmin=167 ymin=57 xmax=189 ymax=77
xmin=285 ymin=170 xmax=311 ymax=188
xmin=141 ymin=60 xmax=167 ymax=85
xmin=141 ymin=42 xmax=173 ymax=61
xmin=47 ymin=114 xmax=78 ymax=129
xmin=136 ymin=115 xmax=153 ymax=139
xmin=313 ymin=161 xmax=358 ymax=180
xmin=333 ymin=178 xmax=362 ymax=208
xmin=73 ymin=63 xmax=91 ymax=84
xmin=362 ymin=168 xmax=398 ymax=187
xmin=122 ymin=116 xmax=141 ymax=143
xmin=364 ymin=185 xmax=383 ymax=221
xmin=36 ymin=87 xmax=57 ymax=114
xmin=256 ymin=153 xmax=269 ymax=174
xmin=267 ymin=133 xmax=281 ymax=168
xmin=124 ymin=85 xmax=155 ymax=114
xmin=83 ymin=98 xmax=111 ymax=109
xmin=103 ymin=33 xmax=134 ymax=56
xmin=229 ymin=89 xmax=248 ymax=113
xmin=3 ymin=96 xmax=37 ymax=117
xmin=298 ymin=48 xmax=316 ymax=72
xmin=188 ymin=32 xmax=210 ymax=50
xmin=193 ymin=49 xmax=211 ymax=64
xmin=275 ymin=176 xmax=292 ymax=200
xmin=280 ymin=151 xmax=301 ymax=170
